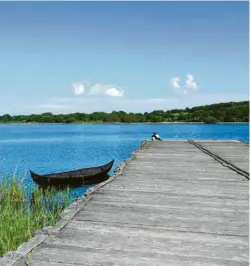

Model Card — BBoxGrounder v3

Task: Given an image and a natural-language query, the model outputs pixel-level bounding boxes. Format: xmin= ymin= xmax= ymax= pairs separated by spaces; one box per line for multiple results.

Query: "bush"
xmin=203 ymin=116 xmax=218 ymax=124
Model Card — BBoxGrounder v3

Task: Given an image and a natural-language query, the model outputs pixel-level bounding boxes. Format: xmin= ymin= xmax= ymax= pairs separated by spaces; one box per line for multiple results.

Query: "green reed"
xmin=0 ymin=177 xmax=73 ymax=257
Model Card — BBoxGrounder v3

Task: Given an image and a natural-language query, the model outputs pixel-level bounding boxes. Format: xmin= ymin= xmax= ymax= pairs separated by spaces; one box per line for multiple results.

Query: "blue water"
xmin=0 ymin=123 xmax=248 ymax=196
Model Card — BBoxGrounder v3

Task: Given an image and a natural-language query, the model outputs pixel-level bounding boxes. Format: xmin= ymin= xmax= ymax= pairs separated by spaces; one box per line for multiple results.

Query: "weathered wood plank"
xmin=93 ymin=189 xmax=249 ymax=208
xmin=120 ymin=172 xmax=247 ymax=181
xmin=74 ymin=208 xmax=248 ymax=236
xmin=28 ymin=244 xmax=249 ymax=266
xmin=193 ymin=141 xmax=249 ymax=173
xmin=28 ymin=221 xmax=248 ymax=266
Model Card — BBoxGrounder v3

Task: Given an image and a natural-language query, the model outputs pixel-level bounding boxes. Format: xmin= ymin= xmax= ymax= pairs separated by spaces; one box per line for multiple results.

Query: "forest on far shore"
xmin=0 ymin=101 xmax=249 ymax=124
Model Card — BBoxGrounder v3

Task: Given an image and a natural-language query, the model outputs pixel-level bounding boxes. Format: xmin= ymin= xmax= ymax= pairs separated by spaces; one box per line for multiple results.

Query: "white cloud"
xmin=71 ymin=81 xmax=124 ymax=97
xmin=170 ymin=77 xmax=181 ymax=89
xmin=170 ymin=74 xmax=198 ymax=95
xmin=72 ymin=82 xmax=84 ymax=96
xmin=105 ymin=87 xmax=124 ymax=97
xmin=88 ymin=83 xmax=105 ymax=95
xmin=185 ymin=74 xmax=198 ymax=90
xmin=88 ymin=83 xmax=124 ymax=97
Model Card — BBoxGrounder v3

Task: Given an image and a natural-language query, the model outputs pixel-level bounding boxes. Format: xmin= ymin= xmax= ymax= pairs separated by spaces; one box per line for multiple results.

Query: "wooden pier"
xmin=1 ymin=140 xmax=249 ymax=266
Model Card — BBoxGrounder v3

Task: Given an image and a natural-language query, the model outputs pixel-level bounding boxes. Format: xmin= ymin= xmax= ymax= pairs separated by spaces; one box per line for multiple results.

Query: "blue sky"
xmin=0 ymin=1 xmax=249 ymax=114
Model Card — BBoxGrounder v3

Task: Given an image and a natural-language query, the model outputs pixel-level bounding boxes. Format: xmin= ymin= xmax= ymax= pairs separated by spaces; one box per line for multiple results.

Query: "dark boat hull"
xmin=30 ymin=159 xmax=114 ymax=188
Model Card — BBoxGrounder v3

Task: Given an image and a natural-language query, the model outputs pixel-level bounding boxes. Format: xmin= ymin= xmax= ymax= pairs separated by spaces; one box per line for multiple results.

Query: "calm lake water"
xmin=0 ymin=123 xmax=249 ymax=196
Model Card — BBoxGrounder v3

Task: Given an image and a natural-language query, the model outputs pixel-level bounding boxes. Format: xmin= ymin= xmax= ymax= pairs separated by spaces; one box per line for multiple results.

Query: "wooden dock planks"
xmin=6 ymin=140 xmax=249 ymax=266
xmin=192 ymin=140 xmax=249 ymax=174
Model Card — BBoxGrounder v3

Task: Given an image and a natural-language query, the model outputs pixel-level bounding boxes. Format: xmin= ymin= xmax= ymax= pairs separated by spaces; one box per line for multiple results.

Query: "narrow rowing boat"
xmin=30 ymin=159 xmax=114 ymax=188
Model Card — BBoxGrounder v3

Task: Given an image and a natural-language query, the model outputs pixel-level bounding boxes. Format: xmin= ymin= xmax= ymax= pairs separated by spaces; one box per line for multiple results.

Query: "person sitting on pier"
xmin=151 ymin=132 xmax=161 ymax=141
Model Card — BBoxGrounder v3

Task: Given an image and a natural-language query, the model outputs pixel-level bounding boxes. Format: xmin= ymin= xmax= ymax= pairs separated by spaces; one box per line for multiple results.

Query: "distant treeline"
xmin=0 ymin=101 xmax=249 ymax=124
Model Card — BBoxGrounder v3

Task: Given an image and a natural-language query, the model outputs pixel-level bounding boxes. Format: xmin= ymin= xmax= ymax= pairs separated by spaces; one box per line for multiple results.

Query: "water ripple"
xmin=0 ymin=124 xmax=248 ymax=195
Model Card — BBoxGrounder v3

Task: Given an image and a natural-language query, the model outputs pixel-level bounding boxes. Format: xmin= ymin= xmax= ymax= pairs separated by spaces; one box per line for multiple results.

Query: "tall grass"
xmin=0 ymin=177 xmax=73 ymax=257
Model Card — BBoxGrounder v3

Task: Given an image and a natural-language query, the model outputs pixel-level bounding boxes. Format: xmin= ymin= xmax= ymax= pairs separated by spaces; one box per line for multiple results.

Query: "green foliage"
xmin=0 ymin=101 xmax=249 ymax=124
xmin=203 ymin=116 xmax=218 ymax=124
xmin=0 ymin=178 xmax=73 ymax=256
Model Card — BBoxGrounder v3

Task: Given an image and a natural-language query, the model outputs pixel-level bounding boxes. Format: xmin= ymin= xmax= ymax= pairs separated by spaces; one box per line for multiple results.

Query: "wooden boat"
xmin=30 ymin=159 xmax=114 ymax=188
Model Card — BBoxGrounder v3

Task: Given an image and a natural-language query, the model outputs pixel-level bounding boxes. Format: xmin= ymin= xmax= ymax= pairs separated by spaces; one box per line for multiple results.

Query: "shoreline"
xmin=0 ymin=122 xmax=249 ymax=125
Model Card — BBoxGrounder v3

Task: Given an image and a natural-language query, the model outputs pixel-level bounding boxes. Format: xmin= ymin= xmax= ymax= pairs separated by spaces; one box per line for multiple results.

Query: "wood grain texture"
xmin=193 ymin=140 xmax=249 ymax=173
xmin=20 ymin=140 xmax=249 ymax=266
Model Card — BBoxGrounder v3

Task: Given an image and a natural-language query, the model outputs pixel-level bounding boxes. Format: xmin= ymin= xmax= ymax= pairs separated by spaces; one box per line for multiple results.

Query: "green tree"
xmin=203 ymin=116 xmax=218 ymax=124
xmin=0 ymin=101 xmax=248 ymax=124
xmin=1 ymin=114 xmax=12 ymax=123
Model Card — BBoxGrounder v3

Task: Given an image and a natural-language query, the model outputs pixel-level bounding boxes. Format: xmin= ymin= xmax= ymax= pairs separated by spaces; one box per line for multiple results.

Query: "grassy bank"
xmin=0 ymin=177 xmax=73 ymax=257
